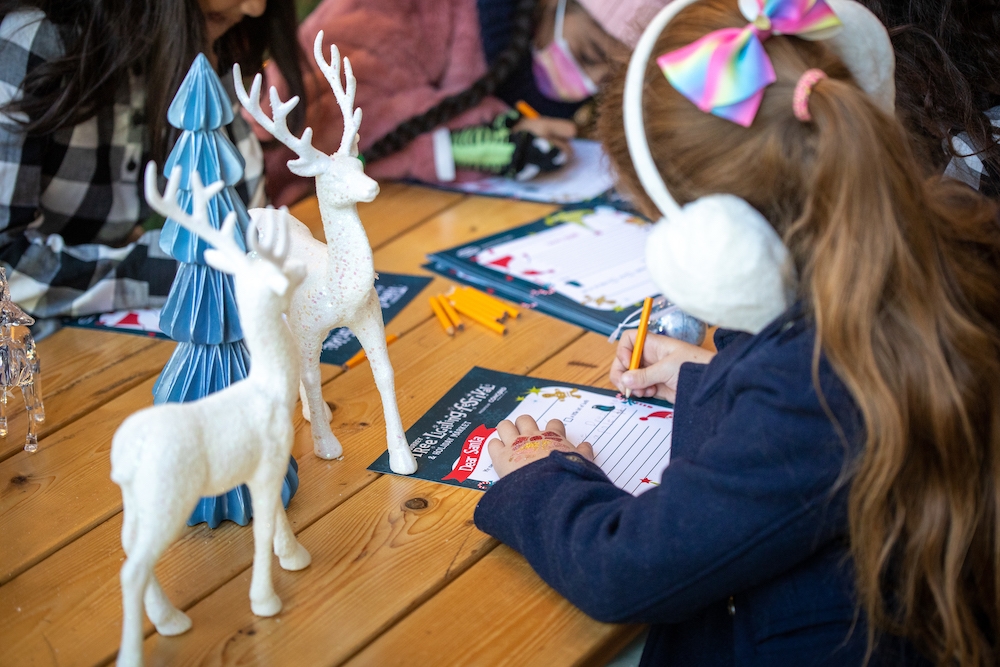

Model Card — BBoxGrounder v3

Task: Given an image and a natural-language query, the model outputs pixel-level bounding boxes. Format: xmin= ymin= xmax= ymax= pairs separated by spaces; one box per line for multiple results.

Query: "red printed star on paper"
xmin=641 ymin=477 xmax=652 ymax=484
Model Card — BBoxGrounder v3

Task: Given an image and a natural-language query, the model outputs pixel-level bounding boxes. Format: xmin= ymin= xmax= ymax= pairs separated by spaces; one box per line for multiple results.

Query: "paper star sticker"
xmin=527 ymin=387 xmax=541 ymax=395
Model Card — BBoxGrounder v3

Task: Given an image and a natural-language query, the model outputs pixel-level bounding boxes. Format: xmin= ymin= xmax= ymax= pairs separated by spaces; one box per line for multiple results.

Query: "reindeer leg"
xmin=349 ymin=288 xmax=417 ymax=474
xmin=117 ymin=492 xmax=178 ymax=667
xmin=247 ymin=478 xmax=283 ymax=617
xmin=273 ymin=503 xmax=311 ymax=571
xmin=300 ymin=338 xmax=343 ymax=460
xmin=116 ymin=486 xmax=147 ymax=667
xmin=120 ymin=484 xmax=191 ymax=642
xmin=298 ymin=382 xmax=332 ymax=423
xmin=118 ymin=556 xmax=151 ymax=667
xmin=144 ymin=574 xmax=192 ymax=636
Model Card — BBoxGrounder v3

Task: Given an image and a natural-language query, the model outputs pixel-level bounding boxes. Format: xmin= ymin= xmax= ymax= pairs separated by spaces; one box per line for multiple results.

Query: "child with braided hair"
xmin=474 ymin=0 xmax=1000 ymax=665
xmin=257 ymin=0 xmax=667 ymax=205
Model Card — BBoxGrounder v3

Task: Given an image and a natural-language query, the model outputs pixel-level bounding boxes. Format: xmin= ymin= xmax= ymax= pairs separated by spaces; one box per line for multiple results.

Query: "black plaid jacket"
xmin=0 ymin=9 xmax=265 ymax=320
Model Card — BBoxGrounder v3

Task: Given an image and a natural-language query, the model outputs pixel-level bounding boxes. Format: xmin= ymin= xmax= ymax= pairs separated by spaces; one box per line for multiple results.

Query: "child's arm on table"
xmin=474 ymin=332 xmax=856 ymax=625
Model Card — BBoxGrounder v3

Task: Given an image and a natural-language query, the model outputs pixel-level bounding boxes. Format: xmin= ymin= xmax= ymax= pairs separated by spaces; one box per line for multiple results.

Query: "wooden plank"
xmin=373 ymin=195 xmax=556 ymax=274
xmin=288 ymin=182 xmax=465 ymax=250
xmin=346 ymin=546 xmax=644 ymax=667
xmin=0 ymin=329 xmax=175 ymax=463
xmin=0 ymin=375 xmax=159 ymax=585
xmin=142 ymin=478 xmax=492 ymax=666
xmin=0 ymin=311 xmax=581 ymax=667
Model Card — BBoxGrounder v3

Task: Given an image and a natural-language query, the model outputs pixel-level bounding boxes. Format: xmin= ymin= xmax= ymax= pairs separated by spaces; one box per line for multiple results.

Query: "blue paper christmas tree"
xmin=154 ymin=54 xmax=299 ymax=528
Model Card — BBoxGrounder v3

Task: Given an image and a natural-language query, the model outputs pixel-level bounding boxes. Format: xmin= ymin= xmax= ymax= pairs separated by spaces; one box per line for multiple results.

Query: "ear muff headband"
xmin=623 ymin=0 xmax=698 ymax=221
xmin=623 ymin=0 xmax=895 ymax=222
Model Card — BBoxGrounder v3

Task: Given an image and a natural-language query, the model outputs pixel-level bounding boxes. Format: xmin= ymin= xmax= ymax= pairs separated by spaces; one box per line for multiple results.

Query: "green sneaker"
xmin=450 ymin=112 xmax=518 ymax=174
xmin=450 ymin=111 xmax=568 ymax=181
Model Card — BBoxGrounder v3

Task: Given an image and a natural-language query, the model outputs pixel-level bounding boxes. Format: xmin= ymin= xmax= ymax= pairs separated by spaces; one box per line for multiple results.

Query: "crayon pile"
xmin=429 ymin=286 xmax=520 ymax=336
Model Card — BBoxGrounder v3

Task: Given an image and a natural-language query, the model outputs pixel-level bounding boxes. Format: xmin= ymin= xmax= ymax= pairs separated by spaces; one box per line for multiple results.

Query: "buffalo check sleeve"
xmin=0 ymin=9 xmax=265 ymax=321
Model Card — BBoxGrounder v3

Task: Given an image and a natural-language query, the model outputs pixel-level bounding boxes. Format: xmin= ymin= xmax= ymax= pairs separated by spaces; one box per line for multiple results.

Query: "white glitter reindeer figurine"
xmin=0 ymin=266 xmax=44 ymax=452
xmin=234 ymin=31 xmax=417 ymax=475
xmin=110 ymin=165 xmax=311 ymax=667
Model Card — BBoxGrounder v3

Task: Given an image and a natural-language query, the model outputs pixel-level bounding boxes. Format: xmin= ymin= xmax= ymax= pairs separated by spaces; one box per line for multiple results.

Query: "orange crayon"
xmin=515 ymin=100 xmax=540 ymax=119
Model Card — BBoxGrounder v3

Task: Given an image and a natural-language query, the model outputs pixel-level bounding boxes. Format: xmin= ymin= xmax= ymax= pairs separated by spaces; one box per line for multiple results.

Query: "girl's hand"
xmin=489 ymin=415 xmax=594 ymax=479
xmin=512 ymin=116 xmax=577 ymax=158
xmin=610 ymin=331 xmax=716 ymax=403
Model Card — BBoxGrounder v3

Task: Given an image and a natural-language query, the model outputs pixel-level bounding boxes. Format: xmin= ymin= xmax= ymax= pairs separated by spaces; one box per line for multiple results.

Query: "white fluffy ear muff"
xmin=645 ymin=195 xmax=796 ymax=334
xmin=824 ymin=0 xmax=895 ymax=113
xmin=623 ymin=0 xmax=895 ymax=333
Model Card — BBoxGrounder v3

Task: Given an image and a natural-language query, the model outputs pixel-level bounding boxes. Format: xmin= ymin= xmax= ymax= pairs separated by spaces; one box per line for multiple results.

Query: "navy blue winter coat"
xmin=474 ymin=306 xmax=928 ymax=666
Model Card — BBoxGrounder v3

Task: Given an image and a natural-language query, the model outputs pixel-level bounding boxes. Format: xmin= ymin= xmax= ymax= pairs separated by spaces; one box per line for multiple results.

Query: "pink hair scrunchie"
xmin=793 ymin=69 xmax=828 ymax=122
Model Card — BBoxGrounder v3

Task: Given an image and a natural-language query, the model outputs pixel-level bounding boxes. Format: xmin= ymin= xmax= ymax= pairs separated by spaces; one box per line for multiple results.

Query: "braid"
xmin=362 ymin=0 xmax=536 ymax=164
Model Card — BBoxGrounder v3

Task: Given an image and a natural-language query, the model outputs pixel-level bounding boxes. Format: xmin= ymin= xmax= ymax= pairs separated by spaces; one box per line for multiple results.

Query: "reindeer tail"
xmin=110 ymin=414 xmax=146 ymax=486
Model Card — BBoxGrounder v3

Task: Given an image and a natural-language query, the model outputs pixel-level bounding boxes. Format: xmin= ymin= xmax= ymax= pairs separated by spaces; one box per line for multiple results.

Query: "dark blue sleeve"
xmin=474 ymin=342 xmax=858 ymax=625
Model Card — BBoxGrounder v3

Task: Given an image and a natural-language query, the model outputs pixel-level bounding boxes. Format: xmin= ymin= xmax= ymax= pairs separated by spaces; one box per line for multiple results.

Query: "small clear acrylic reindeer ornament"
xmin=0 ymin=267 xmax=44 ymax=452
xmin=235 ymin=31 xmax=417 ymax=475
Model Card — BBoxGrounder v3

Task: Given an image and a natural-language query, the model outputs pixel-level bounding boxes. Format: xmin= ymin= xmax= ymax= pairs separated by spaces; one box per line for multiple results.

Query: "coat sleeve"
xmin=0 ymin=12 xmax=176 ymax=318
xmin=474 ymin=341 xmax=859 ymax=625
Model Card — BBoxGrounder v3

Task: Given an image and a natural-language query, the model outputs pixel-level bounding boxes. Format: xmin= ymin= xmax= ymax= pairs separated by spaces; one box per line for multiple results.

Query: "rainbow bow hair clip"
xmin=656 ymin=0 xmax=842 ymax=126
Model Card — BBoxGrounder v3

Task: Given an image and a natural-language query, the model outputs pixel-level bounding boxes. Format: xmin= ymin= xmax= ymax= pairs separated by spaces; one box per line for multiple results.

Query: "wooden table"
xmin=0 ymin=183 xmax=650 ymax=666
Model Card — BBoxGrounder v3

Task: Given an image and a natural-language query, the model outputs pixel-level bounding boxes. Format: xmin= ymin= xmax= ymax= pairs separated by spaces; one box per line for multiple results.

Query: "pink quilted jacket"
xmin=255 ymin=0 xmax=509 ymax=205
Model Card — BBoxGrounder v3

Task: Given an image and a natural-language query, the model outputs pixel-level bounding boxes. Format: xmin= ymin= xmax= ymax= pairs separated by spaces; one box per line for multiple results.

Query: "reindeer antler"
xmin=233 ymin=65 xmax=331 ymax=176
xmin=313 ymin=31 xmax=363 ymax=157
xmin=250 ymin=206 xmax=290 ymax=269
xmin=144 ymin=163 xmax=245 ymax=269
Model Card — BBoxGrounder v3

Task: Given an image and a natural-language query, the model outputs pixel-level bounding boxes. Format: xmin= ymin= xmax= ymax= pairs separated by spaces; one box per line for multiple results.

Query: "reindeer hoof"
xmin=313 ymin=439 xmax=343 ymax=460
xmin=279 ymin=543 xmax=312 ymax=571
xmin=389 ymin=450 xmax=418 ymax=475
xmin=251 ymin=594 xmax=282 ymax=617
xmin=154 ymin=609 xmax=192 ymax=636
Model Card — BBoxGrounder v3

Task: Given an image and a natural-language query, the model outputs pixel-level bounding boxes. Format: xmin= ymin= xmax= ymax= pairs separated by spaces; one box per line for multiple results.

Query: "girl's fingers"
xmin=544 ymin=419 xmax=567 ymax=437
xmin=576 ymin=441 xmax=595 ymax=461
xmin=514 ymin=414 xmax=540 ymax=434
xmin=496 ymin=419 xmax=519 ymax=444
xmin=487 ymin=437 xmax=505 ymax=456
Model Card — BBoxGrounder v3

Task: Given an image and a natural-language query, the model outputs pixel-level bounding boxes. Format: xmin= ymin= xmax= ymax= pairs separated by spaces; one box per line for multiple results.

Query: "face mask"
xmin=532 ymin=0 xmax=599 ymax=102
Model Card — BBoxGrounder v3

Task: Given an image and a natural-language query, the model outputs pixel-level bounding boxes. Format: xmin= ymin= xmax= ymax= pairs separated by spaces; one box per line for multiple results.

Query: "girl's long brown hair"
xmin=599 ymin=1 xmax=1000 ymax=664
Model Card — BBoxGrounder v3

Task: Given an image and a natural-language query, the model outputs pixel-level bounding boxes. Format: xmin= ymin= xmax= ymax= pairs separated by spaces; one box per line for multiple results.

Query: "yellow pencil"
xmin=451 ymin=297 xmax=506 ymax=327
xmin=625 ymin=297 xmax=654 ymax=400
xmin=429 ymin=296 xmax=455 ymax=336
xmin=342 ymin=334 xmax=399 ymax=369
xmin=515 ymin=100 xmax=540 ymax=119
xmin=450 ymin=289 xmax=507 ymax=322
xmin=451 ymin=299 xmax=507 ymax=335
xmin=436 ymin=294 xmax=463 ymax=330
xmin=459 ymin=286 xmax=520 ymax=319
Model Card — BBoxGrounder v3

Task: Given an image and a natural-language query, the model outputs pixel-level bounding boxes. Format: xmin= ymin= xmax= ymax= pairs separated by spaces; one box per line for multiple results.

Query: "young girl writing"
xmin=474 ymin=0 xmax=1000 ymax=665
xmin=0 ymin=0 xmax=303 ymax=327
xmin=257 ymin=0 xmax=663 ymax=205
